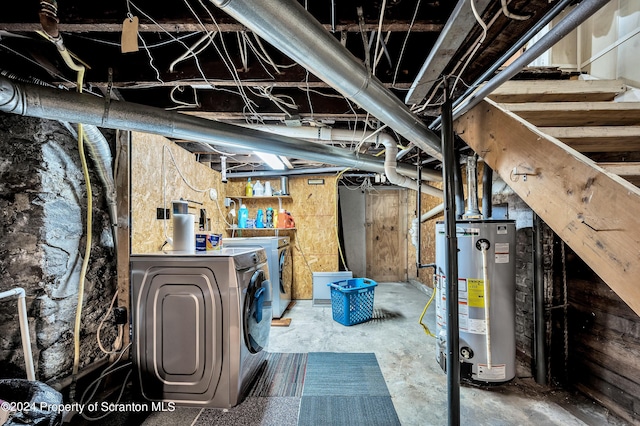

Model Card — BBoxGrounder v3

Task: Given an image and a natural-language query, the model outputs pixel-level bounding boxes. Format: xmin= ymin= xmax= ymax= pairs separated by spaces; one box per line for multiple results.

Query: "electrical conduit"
xmin=0 ymin=288 xmax=35 ymax=381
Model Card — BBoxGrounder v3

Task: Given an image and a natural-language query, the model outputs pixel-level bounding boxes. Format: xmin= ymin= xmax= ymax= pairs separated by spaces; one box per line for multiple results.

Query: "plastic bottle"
xmin=277 ymin=208 xmax=286 ymax=228
xmin=253 ymin=180 xmax=264 ymax=196
xmin=266 ymin=207 xmax=274 ymax=228
xmin=264 ymin=181 xmax=273 ymax=196
xmin=238 ymin=204 xmax=249 ymax=228
xmin=256 ymin=209 xmax=264 ymax=228
xmin=245 ymin=178 xmax=253 ymax=197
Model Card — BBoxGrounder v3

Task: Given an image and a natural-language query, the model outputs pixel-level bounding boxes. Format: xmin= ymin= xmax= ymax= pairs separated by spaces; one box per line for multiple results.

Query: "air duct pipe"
xmin=238 ymin=125 xmax=443 ymax=182
xmin=0 ymin=77 xmax=414 ymax=177
xmin=209 ymin=0 xmax=442 ymax=161
xmin=0 ymin=73 xmax=118 ymax=242
xmin=62 ymin=123 xmax=117 ymax=237
xmin=0 ymin=288 xmax=35 ymax=381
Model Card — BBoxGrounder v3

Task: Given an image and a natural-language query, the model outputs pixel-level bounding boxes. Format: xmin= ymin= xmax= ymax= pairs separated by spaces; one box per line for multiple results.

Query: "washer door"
xmin=243 ymin=268 xmax=271 ymax=353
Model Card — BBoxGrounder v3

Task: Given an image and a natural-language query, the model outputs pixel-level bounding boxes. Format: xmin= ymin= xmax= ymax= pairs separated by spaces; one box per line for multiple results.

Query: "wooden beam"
xmin=115 ymin=130 xmax=131 ymax=355
xmin=0 ymin=21 xmax=443 ymax=33
xmin=488 ymin=79 xmax=627 ymax=103
xmin=454 ymin=99 xmax=640 ymax=317
xmin=500 ymin=102 xmax=640 ymax=126
xmin=538 ymin=126 xmax=640 ymax=152
xmin=599 ymin=162 xmax=640 ymax=185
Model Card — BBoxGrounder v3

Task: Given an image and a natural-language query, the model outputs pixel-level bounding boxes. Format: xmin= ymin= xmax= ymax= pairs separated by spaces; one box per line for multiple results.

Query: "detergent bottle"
xmin=256 ymin=209 xmax=265 ymax=228
xmin=238 ymin=204 xmax=249 ymax=228
xmin=245 ymin=178 xmax=253 ymax=197
xmin=266 ymin=207 xmax=274 ymax=228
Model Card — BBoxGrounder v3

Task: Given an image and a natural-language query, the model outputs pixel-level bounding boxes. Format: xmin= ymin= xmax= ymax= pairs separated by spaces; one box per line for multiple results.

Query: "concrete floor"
xmin=137 ymin=281 xmax=626 ymax=426
xmin=267 ymin=281 xmax=626 ymax=426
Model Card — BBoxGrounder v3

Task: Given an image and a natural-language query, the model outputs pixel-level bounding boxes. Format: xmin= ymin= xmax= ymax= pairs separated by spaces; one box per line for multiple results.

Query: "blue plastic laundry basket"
xmin=328 ymin=278 xmax=377 ymax=326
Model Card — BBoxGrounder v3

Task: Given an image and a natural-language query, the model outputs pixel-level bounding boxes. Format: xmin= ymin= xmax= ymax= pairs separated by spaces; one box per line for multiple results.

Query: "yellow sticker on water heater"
xmin=467 ymin=279 xmax=485 ymax=308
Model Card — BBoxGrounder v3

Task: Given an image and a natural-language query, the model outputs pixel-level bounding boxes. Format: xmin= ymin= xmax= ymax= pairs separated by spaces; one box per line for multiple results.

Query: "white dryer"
xmin=130 ymin=247 xmax=271 ymax=408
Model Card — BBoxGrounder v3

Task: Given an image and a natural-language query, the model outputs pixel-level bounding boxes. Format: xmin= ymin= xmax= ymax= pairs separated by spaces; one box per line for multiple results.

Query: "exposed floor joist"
xmin=599 ymin=162 xmax=640 ymax=185
xmin=488 ymin=79 xmax=627 ymax=103
xmin=454 ymin=98 xmax=640 ymax=317
xmin=539 ymin=126 xmax=640 ymax=152
xmin=499 ymin=102 xmax=640 ymax=126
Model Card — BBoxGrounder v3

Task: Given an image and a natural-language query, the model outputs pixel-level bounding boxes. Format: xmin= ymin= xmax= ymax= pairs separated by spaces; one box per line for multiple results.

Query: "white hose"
xmin=0 ymin=288 xmax=35 ymax=380
xmin=481 ymin=242 xmax=491 ymax=369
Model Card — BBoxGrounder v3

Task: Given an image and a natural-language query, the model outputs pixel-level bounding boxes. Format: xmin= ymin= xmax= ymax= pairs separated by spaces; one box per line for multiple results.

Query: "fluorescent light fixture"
xmin=254 ymin=151 xmax=285 ymax=170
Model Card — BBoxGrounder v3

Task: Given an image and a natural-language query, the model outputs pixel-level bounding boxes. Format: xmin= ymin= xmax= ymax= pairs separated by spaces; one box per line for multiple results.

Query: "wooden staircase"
xmin=453 ymin=78 xmax=640 ymax=316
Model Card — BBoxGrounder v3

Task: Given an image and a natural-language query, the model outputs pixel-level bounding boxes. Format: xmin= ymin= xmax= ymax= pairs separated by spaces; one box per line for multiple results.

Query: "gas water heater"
xmin=435 ymin=220 xmax=516 ymax=384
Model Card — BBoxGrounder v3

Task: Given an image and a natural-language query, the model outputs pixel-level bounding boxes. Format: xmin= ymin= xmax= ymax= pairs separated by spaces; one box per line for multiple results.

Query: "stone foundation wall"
xmin=0 ymin=113 xmax=117 ymax=382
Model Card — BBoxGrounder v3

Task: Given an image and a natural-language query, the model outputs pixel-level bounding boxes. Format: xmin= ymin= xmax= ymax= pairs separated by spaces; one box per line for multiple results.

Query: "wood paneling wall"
xmin=564 ymin=248 xmax=640 ymax=424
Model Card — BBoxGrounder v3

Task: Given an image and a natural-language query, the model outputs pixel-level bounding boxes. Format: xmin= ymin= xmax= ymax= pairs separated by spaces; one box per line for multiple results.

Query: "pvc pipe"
xmin=0 ymin=288 xmax=35 ymax=381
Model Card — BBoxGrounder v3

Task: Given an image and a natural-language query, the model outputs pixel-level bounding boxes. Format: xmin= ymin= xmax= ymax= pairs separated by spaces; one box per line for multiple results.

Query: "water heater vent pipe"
xmin=0 ymin=288 xmax=35 ymax=380
xmin=464 ymin=154 xmax=481 ymax=219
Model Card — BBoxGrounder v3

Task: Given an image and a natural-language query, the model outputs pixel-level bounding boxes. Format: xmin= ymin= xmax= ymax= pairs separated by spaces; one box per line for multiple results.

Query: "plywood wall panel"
xmin=225 ymin=175 xmax=339 ymax=300
xmin=131 ymin=132 xmax=226 ymax=253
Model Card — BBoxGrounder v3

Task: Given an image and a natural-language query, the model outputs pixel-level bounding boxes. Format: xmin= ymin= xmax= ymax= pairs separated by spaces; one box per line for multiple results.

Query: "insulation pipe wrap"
xmin=0 ymin=288 xmax=35 ymax=381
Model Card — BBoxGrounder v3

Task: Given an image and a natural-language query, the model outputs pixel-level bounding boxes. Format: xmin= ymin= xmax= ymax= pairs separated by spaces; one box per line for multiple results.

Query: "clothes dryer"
xmin=222 ymin=236 xmax=292 ymax=318
xmin=130 ymin=247 xmax=271 ymax=408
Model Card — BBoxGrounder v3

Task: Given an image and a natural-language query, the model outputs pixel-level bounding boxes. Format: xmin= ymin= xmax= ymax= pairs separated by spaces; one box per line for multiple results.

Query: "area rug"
xmin=298 ymin=352 xmax=401 ymax=426
xmin=194 ymin=351 xmax=400 ymax=426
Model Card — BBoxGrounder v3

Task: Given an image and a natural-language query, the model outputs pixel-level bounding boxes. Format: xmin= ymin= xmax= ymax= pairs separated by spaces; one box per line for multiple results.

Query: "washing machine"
xmin=222 ymin=236 xmax=292 ymax=318
xmin=130 ymin=247 xmax=271 ymax=408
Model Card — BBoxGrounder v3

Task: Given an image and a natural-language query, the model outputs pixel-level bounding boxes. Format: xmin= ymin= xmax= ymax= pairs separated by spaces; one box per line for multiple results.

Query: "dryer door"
xmin=133 ymin=266 xmax=223 ymax=404
xmin=243 ymin=268 xmax=271 ymax=353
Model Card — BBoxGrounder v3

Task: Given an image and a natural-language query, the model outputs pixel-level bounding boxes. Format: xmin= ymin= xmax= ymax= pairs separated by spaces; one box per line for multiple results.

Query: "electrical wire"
xmin=419 ymin=286 xmax=436 ymax=337
xmin=37 ymin=28 xmax=92 ymax=401
xmin=96 ymin=291 xmax=123 ymax=355
xmin=372 ymin=0 xmax=387 ymax=75
xmin=392 ymin=0 xmax=422 ymax=88
xmin=79 ymin=343 xmax=133 ymax=421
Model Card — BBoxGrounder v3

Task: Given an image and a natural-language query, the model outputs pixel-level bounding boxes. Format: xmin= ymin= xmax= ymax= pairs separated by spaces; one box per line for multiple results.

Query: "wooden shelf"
xmin=226 ymin=228 xmax=296 ymax=231
xmin=232 ymin=195 xmax=291 ymax=200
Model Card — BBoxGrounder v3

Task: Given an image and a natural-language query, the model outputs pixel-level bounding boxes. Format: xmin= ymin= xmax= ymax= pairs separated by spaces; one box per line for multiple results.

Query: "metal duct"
xmin=209 ymin=0 xmax=442 ymax=161
xmin=464 ymin=154 xmax=480 ymax=219
xmin=236 ymin=125 xmax=442 ymax=182
xmin=0 ymin=77 xmax=410 ymax=176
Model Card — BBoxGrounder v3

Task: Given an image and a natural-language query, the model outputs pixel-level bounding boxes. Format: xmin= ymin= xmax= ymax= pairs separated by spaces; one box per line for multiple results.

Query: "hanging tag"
xmin=121 ymin=15 xmax=139 ymax=53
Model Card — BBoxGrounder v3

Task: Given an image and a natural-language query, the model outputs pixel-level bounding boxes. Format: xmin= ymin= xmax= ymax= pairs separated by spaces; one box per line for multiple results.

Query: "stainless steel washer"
xmin=130 ymin=247 xmax=271 ymax=408
xmin=222 ymin=236 xmax=292 ymax=318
